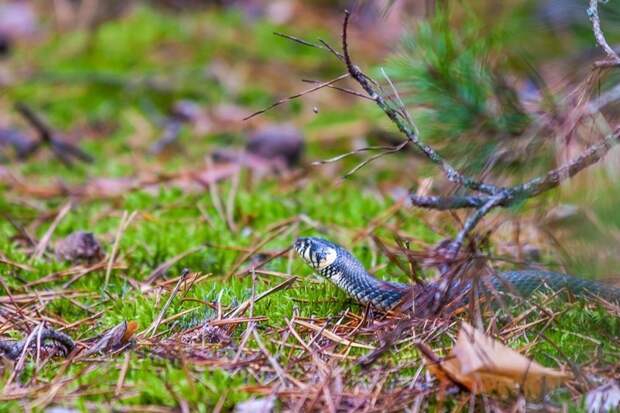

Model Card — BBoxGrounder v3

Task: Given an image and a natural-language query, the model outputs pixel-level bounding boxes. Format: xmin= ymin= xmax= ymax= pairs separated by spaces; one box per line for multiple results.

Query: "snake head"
xmin=294 ymin=237 xmax=339 ymax=272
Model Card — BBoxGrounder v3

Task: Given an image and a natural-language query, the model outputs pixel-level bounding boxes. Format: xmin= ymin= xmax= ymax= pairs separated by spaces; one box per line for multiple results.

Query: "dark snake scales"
xmin=294 ymin=237 xmax=620 ymax=310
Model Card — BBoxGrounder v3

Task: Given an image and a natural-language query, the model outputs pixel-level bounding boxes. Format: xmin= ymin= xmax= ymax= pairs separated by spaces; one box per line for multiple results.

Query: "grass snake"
xmin=294 ymin=237 xmax=620 ymax=310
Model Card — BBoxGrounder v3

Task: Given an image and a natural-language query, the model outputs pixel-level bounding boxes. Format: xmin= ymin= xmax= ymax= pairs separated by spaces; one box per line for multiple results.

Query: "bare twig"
xmin=244 ymin=74 xmax=350 ymax=120
xmin=302 ymin=79 xmax=374 ymax=100
xmin=409 ymin=194 xmax=489 ymax=210
xmin=343 ymin=139 xmax=409 ymax=177
xmin=313 ymin=144 xmax=407 ymax=165
xmin=318 ymin=39 xmax=345 ymax=61
xmin=15 ymin=103 xmax=94 ymax=166
xmin=274 ymin=32 xmax=323 ymax=51
xmin=450 ymin=194 xmax=508 ymax=254
xmin=340 ymin=11 xmax=501 ymax=196
xmin=587 ymin=0 xmax=620 ymax=66
xmin=512 ymin=129 xmax=620 ymax=198
xmin=274 ymin=31 xmax=344 ymax=61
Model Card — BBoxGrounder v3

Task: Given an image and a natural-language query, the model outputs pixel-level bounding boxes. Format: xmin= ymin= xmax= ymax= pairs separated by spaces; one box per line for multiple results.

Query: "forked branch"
xmin=339 ymin=9 xmax=620 ymax=258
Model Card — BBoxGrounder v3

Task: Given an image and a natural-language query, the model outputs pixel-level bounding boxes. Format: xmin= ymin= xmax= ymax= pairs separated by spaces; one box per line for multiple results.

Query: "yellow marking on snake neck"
xmin=316 ymin=248 xmax=337 ymax=269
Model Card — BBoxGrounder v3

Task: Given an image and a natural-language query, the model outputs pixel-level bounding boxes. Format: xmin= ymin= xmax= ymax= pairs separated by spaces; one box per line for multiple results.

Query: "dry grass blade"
xmin=142 ymin=245 xmax=205 ymax=287
xmin=141 ymin=269 xmax=191 ymax=338
xmin=225 ymin=276 xmax=297 ymax=319
xmin=104 ymin=210 xmax=138 ymax=288
xmin=252 ymin=329 xmax=287 ymax=387
xmin=32 ymin=202 xmax=72 ymax=260
xmin=115 ymin=352 xmax=131 ymax=396
xmin=293 ymin=319 xmax=375 ymax=350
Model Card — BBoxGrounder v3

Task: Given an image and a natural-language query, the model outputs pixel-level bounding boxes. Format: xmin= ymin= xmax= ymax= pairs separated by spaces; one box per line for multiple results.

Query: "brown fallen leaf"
xmin=82 ymin=321 xmax=137 ymax=356
xmin=422 ymin=322 xmax=570 ymax=399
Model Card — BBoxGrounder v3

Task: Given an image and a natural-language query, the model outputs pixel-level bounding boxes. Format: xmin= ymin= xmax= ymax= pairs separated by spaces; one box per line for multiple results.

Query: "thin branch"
xmin=274 ymin=32 xmax=344 ymax=61
xmin=243 ymin=73 xmax=350 ymax=120
xmin=274 ymin=32 xmax=323 ymax=50
xmin=301 ymin=79 xmax=374 ymax=100
xmin=587 ymin=0 xmax=620 ymax=65
xmin=312 ymin=144 xmax=407 ymax=165
xmin=412 ymin=129 xmax=620 ymax=212
xmin=318 ymin=39 xmax=345 ymax=61
xmin=15 ymin=103 xmax=94 ymax=166
xmin=142 ymin=268 xmax=190 ymax=338
xmin=343 ymin=140 xmax=409 ymax=177
xmin=338 ymin=10 xmax=620 ymax=258
xmin=512 ymin=128 xmax=620 ymax=199
xmin=451 ymin=194 xmax=508 ymax=255
xmin=340 ymin=10 xmax=501 ymax=196
xmin=409 ymin=194 xmax=490 ymax=210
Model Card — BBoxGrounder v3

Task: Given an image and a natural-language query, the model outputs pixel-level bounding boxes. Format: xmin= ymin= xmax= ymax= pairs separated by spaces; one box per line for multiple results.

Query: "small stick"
xmin=274 ymin=32 xmax=323 ymax=50
xmin=409 ymin=195 xmax=489 ymax=210
xmin=15 ymin=103 xmax=94 ymax=166
xmin=272 ymin=31 xmax=343 ymax=60
xmin=587 ymin=0 xmax=620 ymax=65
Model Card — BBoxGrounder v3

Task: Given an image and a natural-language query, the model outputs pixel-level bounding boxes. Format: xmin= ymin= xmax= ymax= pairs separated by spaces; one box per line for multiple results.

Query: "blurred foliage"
xmin=386 ymin=1 xmax=619 ymax=175
xmin=387 ymin=6 xmax=532 ymax=173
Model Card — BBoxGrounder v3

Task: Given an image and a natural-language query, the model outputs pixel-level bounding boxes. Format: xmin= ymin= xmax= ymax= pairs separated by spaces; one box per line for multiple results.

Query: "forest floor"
xmin=0 ymin=4 xmax=619 ymax=412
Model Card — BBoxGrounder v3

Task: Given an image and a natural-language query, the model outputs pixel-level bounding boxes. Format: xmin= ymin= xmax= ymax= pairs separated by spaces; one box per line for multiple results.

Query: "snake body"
xmin=294 ymin=237 xmax=620 ymax=310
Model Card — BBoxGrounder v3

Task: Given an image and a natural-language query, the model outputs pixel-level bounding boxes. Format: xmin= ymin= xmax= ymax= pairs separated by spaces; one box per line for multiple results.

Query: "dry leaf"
xmin=83 ymin=321 xmax=137 ymax=356
xmin=423 ymin=322 xmax=570 ymax=399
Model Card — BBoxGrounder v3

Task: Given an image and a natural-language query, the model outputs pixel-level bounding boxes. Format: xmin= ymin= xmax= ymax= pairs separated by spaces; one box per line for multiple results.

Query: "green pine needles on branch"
xmin=386 ymin=9 xmax=532 ymax=173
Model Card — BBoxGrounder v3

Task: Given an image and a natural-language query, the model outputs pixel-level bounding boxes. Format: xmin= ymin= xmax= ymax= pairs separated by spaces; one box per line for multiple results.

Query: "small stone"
xmin=235 ymin=396 xmax=276 ymax=413
xmin=246 ymin=124 xmax=304 ymax=167
xmin=55 ymin=231 xmax=103 ymax=263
